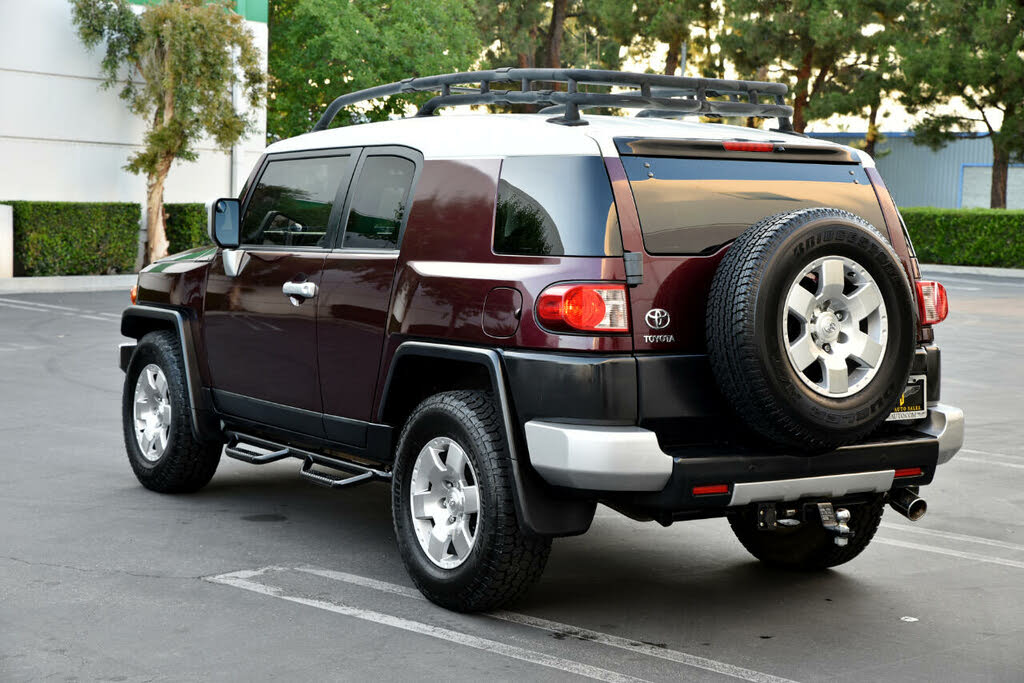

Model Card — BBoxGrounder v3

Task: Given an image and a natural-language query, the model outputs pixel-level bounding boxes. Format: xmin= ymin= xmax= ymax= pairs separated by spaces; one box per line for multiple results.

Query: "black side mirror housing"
xmin=208 ymin=198 xmax=240 ymax=249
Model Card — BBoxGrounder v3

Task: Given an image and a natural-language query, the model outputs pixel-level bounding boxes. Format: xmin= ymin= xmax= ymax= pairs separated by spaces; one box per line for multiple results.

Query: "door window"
xmin=241 ymin=154 xmax=356 ymax=248
xmin=342 ymin=156 xmax=416 ymax=249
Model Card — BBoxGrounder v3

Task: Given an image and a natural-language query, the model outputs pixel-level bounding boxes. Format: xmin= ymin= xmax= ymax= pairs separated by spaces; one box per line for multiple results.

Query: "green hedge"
xmin=901 ymin=208 xmax=1024 ymax=268
xmin=3 ymin=201 xmax=139 ymax=276
xmin=165 ymin=203 xmax=211 ymax=255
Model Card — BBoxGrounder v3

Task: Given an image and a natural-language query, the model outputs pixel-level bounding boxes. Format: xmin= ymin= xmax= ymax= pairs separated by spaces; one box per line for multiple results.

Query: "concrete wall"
xmin=809 ymin=132 xmax=1023 ymax=209
xmin=0 ymin=0 xmax=266 ymax=210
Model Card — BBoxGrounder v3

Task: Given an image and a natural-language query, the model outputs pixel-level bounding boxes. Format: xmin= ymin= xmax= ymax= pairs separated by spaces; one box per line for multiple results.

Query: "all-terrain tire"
xmin=706 ymin=208 xmax=917 ymax=451
xmin=392 ymin=390 xmax=552 ymax=612
xmin=122 ymin=330 xmax=221 ymax=493
xmin=728 ymin=496 xmax=885 ymax=570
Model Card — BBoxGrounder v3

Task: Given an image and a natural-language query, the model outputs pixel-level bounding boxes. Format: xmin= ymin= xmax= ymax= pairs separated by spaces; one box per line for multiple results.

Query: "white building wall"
xmin=0 ymin=0 xmax=267 ymax=209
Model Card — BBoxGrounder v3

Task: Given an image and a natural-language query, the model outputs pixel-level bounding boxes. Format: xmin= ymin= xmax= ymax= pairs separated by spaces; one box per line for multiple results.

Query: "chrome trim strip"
xmin=918 ymin=403 xmax=964 ymax=465
xmin=524 ymin=420 xmax=673 ymax=491
xmin=728 ymin=470 xmax=895 ymax=507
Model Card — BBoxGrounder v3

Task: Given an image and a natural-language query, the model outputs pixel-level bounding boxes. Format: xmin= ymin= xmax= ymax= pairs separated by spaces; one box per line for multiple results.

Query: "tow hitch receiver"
xmin=817 ymin=502 xmax=854 ymax=546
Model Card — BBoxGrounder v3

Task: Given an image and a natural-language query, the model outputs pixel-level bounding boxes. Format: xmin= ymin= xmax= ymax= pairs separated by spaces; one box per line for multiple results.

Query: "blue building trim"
xmin=806 ymin=131 xmax=988 ymax=140
xmin=956 ymin=162 xmax=1024 ymax=208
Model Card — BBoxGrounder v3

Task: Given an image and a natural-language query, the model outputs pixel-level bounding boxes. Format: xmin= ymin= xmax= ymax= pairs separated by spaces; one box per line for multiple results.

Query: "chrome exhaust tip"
xmin=889 ymin=487 xmax=928 ymax=521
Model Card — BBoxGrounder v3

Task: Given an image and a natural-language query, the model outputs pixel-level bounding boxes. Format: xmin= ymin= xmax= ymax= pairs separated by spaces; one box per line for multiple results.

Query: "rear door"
xmin=317 ymin=147 xmax=420 ymax=445
xmin=204 ymin=150 xmax=358 ymax=435
xmin=611 ymin=139 xmax=887 ymax=354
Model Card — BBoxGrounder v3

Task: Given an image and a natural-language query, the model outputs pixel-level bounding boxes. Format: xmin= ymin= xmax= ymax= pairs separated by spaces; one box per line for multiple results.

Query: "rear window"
xmin=621 ymin=157 xmax=887 ymax=255
xmin=494 ymin=156 xmax=622 ymax=257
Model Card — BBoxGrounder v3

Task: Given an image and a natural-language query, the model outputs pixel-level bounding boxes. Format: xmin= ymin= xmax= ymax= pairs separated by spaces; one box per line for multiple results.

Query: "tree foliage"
xmin=267 ymin=0 xmax=484 ymax=141
xmin=721 ymin=1 xmax=902 ymax=133
xmin=898 ymin=0 xmax=1024 ymax=208
xmin=70 ymin=0 xmax=265 ymax=262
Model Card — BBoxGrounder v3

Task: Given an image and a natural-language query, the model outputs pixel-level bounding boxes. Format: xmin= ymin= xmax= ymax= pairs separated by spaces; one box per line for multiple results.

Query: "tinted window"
xmin=494 ymin=156 xmax=622 ymax=257
xmin=343 ymin=156 xmax=416 ymax=249
xmin=622 ymin=157 xmax=887 ymax=255
xmin=241 ymin=155 xmax=354 ymax=247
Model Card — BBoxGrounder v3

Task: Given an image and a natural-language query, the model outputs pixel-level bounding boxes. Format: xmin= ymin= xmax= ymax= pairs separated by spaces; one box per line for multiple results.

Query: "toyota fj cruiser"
xmin=119 ymin=68 xmax=963 ymax=612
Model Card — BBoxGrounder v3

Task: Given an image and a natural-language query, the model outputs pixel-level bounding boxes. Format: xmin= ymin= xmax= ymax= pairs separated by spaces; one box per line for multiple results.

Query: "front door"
xmin=204 ymin=150 xmax=358 ymax=435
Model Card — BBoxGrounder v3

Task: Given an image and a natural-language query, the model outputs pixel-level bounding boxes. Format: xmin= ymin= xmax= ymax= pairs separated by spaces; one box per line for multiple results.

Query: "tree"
xmin=267 ymin=0 xmax=484 ymax=141
xmin=70 ymin=0 xmax=264 ymax=264
xmin=898 ymin=0 xmax=1024 ymax=208
xmin=721 ymin=0 xmax=896 ymax=133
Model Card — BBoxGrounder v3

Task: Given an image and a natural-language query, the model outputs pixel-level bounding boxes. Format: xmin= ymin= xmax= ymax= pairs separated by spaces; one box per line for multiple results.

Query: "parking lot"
xmin=1 ymin=270 xmax=1022 ymax=682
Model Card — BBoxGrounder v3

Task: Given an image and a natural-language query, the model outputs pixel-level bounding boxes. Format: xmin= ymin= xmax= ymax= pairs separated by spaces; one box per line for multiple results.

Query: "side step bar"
xmin=224 ymin=431 xmax=390 ymax=489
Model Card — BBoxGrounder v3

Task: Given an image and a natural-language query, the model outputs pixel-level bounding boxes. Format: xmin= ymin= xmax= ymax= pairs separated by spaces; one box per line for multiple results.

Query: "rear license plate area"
xmin=886 ymin=374 xmax=927 ymax=421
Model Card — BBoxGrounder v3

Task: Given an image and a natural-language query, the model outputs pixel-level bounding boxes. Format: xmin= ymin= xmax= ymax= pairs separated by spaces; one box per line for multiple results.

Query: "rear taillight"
xmin=536 ymin=283 xmax=629 ymax=333
xmin=130 ymin=285 xmax=138 ymax=305
xmin=722 ymin=141 xmax=774 ymax=152
xmin=915 ymin=280 xmax=948 ymax=325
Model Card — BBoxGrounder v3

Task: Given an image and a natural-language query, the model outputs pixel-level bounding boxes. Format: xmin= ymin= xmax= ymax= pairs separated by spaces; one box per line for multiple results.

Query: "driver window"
xmin=241 ymin=155 xmax=355 ymax=248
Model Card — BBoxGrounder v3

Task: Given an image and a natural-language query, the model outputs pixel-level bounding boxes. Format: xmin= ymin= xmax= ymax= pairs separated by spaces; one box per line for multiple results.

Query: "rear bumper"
xmin=524 ymin=403 xmax=963 ymax=510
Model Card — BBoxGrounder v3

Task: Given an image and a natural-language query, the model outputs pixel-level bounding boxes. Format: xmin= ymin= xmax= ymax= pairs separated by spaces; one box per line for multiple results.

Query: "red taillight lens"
xmin=129 ymin=284 xmax=138 ymax=305
xmin=536 ymin=283 xmax=629 ymax=333
xmin=692 ymin=484 xmax=729 ymax=496
xmin=722 ymin=141 xmax=774 ymax=152
xmin=915 ymin=280 xmax=948 ymax=325
xmin=894 ymin=467 xmax=923 ymax=478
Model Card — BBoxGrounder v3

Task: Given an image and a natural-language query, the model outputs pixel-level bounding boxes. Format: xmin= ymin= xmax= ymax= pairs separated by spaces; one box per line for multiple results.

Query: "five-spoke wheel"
xmin=133 ymin=363 xmax=172 ymax=461
xmin=409 ymin=437 xmax=481 ymax=569
xmin=783 ymin=255 xmax=888 ymax=397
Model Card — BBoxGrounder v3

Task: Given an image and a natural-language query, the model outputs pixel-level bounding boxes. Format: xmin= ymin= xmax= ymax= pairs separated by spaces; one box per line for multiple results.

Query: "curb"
xmin=920 ymin=264 xmax=1024 ymax=280
xmin=0 ymin=274 xmax=137 ymax=294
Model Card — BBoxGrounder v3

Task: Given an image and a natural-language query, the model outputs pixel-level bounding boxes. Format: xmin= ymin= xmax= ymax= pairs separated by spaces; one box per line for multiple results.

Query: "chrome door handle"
xmin=282 ymin=281 xmax=317 ymax=299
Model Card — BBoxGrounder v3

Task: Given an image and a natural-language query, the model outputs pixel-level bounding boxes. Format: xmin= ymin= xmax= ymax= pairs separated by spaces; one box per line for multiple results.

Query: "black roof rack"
xmin=311 ymin=67 xmax=794 ymax=133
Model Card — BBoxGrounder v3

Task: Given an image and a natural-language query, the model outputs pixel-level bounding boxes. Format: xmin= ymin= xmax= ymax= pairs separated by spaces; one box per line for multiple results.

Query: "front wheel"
xmin=728 ymin=496 xmax=885 ymax=570
xmin=122 ymin=331 xmax=221 ymax=493
xmin=392 ymin=390 xmax=551 ymax=612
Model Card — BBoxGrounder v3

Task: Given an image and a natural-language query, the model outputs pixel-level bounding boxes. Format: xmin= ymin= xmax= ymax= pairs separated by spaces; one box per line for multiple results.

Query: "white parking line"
xmin=0 ymin=299 xmax=117 ymax=322
xmin=295 ymin=566 xmax=799 ymax=683
xmin=957 ymin=456 xmax=1024 ymax=470
xmin=880 ymin=523 xmax=1024 ymax=553
xmin=208 ymin=568 xmax=648 ymax=683
xmin=961 ymin=447 xmax=1022 ymax=460
xmin=874 ymin=538 xmax=1024 ymax=570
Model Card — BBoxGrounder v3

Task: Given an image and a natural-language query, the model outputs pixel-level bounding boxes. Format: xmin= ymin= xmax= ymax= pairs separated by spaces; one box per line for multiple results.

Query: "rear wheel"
xmin=392 ymin=390 xmax=551 ymax=612
xmin=728 ymin=496 xmax=885 ymax=570
xmin=122 ymin=331 xmax=221 ymax=493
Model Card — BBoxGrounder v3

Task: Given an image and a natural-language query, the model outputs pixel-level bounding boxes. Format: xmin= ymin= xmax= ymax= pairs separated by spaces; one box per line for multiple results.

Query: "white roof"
xmin=265 ymin=113 xmax=871 ymax=166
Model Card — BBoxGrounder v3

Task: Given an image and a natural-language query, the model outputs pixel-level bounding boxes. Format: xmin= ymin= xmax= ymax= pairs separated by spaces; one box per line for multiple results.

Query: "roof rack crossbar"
xmin=311 ymin=68 xmax=793 ymax=131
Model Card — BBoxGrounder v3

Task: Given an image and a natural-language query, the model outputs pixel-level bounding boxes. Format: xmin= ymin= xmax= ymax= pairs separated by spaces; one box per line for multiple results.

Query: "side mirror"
xmin=208 ymin=198 xmax=240 ymax=249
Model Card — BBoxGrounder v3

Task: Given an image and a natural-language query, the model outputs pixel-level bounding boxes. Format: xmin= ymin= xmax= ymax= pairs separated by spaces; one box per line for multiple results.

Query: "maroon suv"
xmin=119 ymin=69 xmax=963 ymax=612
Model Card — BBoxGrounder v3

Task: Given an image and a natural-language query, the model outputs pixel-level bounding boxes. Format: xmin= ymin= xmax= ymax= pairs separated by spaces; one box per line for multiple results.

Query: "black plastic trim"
xmin=380 ymin=341 xmax=596 ymax=537
xmin=600 ymin=433 xmax=940 ymax=520
xmin=212 ymin=389 xmax=393 ymax=464
xmin=500 ymin=350 xmax=637 ymax=426
xmin=614 ymin=137 xmax=859 ymax=163
xmin=120 ymin=305 xmax=219 ymax=442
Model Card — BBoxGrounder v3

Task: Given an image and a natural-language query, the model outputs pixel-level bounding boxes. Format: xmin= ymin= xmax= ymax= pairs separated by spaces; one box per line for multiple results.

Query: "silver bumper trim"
xmin=919 ymin=403 xmax=964 ymax=464
xmin=524 ymin=420 xmax=673 ymax=491
xmin=728 ymin=470 xmax=895 ymax=506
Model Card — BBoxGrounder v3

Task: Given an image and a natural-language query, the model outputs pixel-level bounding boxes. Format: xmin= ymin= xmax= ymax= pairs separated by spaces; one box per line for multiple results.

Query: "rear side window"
xmin=621 ymin=157 xmax=887 ymax=255
xmin=241 ymin=155 xmax=355 ymax=248
xmin=494 ymin=156 xmax=622 ymax=257
xmin=343 ymin=155 xmax=416 ymax=250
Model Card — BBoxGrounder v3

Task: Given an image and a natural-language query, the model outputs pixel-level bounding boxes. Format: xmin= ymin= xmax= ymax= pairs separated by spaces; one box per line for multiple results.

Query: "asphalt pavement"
xmin=1 ymin=272 xmax=1022 ymax=682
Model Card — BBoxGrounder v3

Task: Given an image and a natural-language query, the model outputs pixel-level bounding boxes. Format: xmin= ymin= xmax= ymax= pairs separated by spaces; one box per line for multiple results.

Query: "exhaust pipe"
xmin=889 ymin=488 xmax=928 ymax=521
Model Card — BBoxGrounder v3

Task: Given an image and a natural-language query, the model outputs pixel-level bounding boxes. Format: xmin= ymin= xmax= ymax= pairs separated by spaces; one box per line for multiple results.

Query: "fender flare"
xmin=120 ymin=305 xmax=220 ymax=442
xmin=379 ymin=341 xmax=595 ymax=537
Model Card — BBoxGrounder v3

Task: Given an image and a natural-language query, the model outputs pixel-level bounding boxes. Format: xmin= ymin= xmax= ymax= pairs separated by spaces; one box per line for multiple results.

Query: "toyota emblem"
xmin=645 ymin=308 xmax=670 ymax=330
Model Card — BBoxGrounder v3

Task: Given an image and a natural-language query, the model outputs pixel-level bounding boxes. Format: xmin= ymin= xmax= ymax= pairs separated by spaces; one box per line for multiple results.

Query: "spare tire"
xmin=706 ymin=207 xmax=916 ymax=451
